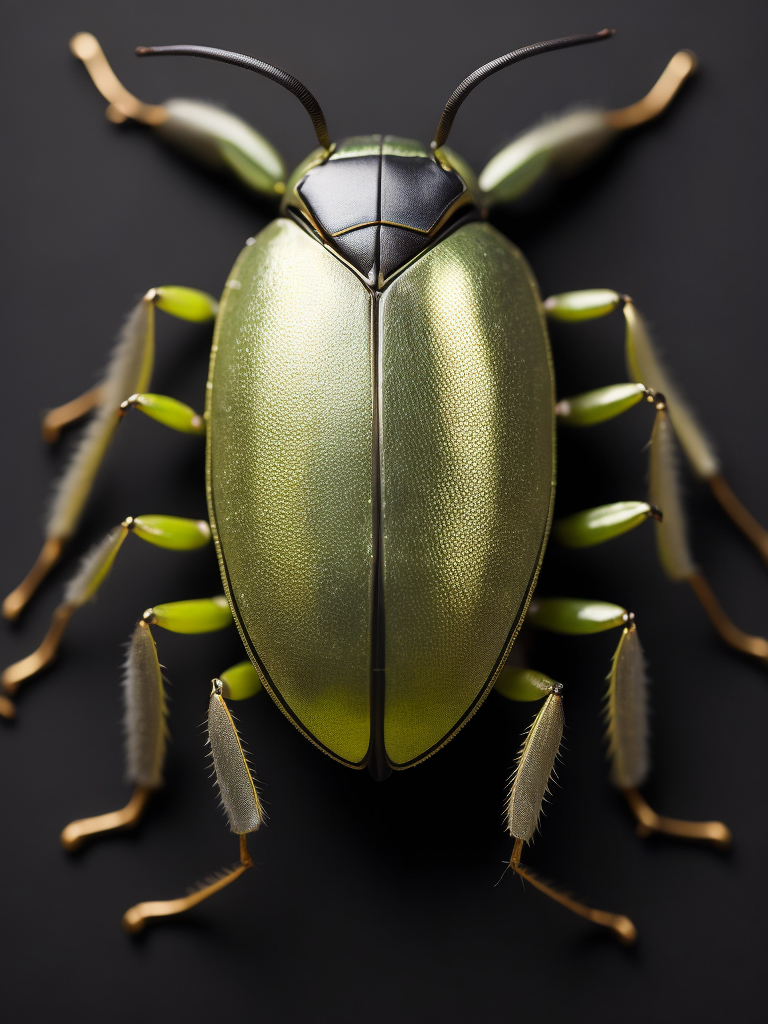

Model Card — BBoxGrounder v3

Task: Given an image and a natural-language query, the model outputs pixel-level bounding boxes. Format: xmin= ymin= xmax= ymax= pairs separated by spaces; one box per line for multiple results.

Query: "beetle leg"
xmin=70 ymin=33 xmax=287 ymax=200
xmin=60 ymin=600 xmax=236 ymax=850
xmin=478 ymin=51 xmax=696 ymax=206
xmin=497 ymin=672 xmax=636 ymax=941
xmin=647 ymin=394 xmax=768 ymax=664
xmin=554 ymin=500 xmax=661 ymax=548
xmin=547 ymin=289 xmax=768 ymax=564
xmin=122 ymin=679 xmax=263 ymax=934
xmin=526 ymin=600 xmax=731 ymax=845
xmin=118 ymin=393 xmax=205 ymax=435
xmin=1 ymin=515 xmax=212 ymax=710
xmin=510 ymin=840 xmax=637 ymax=943
xmin=546 ymin=289 xmax=768 ymax=663
xmin=3 ymin=287 xmax=216 ymax=621
xmin=556 ymin=381 xmax=650 ymax=427
xmin=42 ymin=385 xmax=104 ymax=443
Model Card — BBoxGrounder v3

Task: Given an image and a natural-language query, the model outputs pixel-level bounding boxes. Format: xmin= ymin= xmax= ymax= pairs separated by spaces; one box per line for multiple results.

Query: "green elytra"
xmin=4 ymin=30 xmax=764 ymax=939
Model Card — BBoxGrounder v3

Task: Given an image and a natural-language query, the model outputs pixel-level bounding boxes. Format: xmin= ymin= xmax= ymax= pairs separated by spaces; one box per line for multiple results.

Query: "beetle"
xmin=3 ymin=27 xmax=767 ymax=942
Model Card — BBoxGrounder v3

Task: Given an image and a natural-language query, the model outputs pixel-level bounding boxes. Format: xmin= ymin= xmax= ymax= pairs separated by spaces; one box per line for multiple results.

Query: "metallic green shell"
xmin=207 ymin=219 xmax=373 ymax=765
xmin=379 ymin=225 xmax=554 ymax=765
xmin=207 ymin=218 xmax=554 ymax=769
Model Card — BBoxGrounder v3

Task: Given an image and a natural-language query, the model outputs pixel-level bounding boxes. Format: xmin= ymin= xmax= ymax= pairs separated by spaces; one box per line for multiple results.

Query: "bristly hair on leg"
xmin=47 ymin=296 xmax=156 ymax=545
xmin=63 ymin=524 xmax=129 ymax=607
xmin=506 ymin=691 xmax=564 ymax=842
xmin=207 ymin=680 xmax=263 ymax=835
xmin=122 ymin=620 xmax=168 ymax=790
xmin=605 ymin=624 xmax=650 ymax=791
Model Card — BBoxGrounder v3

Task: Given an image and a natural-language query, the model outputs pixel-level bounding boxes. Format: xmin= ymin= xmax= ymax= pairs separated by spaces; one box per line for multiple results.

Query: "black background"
xmin=2 ymin=2 xmax=767 ymax=1021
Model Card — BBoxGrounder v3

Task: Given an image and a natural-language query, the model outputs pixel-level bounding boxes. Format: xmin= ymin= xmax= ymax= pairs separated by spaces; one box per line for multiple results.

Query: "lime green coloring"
xmin=528 ymin=598 xmax=628 ymax=634
xmin=544 ymin=289 xmax=621 ymax=322
xmin=220 ymin=660 xmax=263 ymax=700
xmin=154 ymin=286 xmax=218 ymax=323
xmin=129 ymin=394 xmax=205 ymax=435
xmin=159 ymin=98 xmax=287 ymax=197
xmin=557 ymin=383 xmax=646 ymax=426
xmin=219 ymin=140 xmax=283 ymax=196
xmin=495 ymin=667 xmax=560 ymax=702
xmin=555 ymin=501 xmax=654 ymax=548
xmin=132 ymin=515 xmax=211 ymax=550
xmin=148 ymin=595 xmax=232 ymax=633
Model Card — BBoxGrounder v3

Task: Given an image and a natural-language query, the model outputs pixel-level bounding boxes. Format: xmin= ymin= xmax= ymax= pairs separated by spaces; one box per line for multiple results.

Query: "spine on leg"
xmin=506 ymin=691 xmax=563 ymax=841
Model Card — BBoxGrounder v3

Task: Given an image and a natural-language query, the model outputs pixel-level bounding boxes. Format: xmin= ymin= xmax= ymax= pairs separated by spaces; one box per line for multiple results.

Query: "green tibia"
xmin=146 ymin=596 xmax=232 ymax=633
xmin=557 ymin=383 xmax=647 ymax=427
xmin=495 ymin=667 xmax=560 ymax=702
xmin=544 ymin=289 xmax=622 ymax=322
xmin=153 ymin=286 xmax=218 ymax=323
xmin=555 ymin=501 xmax=657 ymax=548
xmin=220 ymin=660 xmax=262 ymax=700
xmin=478 ymin=110 xmax=616 ymax=205
xmin=528 ymin=598 xmax=628 ymax=634
xmin=157 ymin=98 xmax=286 ymax=198
xmin=131 ymin=515 xmax=211 ymax=551
xmin=123 ymin=393 xmax=205 ymax=435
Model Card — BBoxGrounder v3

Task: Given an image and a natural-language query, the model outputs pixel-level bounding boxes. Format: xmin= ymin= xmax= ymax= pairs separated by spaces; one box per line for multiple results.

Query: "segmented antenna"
xmin=136 ymin=44 xmax=331 ymax=150
xmin=432 ymin=29 xmax=614 ymax=150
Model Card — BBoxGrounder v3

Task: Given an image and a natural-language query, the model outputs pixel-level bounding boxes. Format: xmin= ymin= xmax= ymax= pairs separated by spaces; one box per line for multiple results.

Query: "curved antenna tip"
xmin=128 ymin=42 xmax=331 ymax=149
xmin=432 ymin=28 xmax=616 ymax=150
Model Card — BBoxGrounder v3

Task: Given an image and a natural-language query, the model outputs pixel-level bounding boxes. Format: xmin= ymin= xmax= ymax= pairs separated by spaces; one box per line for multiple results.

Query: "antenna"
xmin=432 ymin=29 xmax=614 ymax=150
xmin=136 ymin=43 xmax=331 ymax=150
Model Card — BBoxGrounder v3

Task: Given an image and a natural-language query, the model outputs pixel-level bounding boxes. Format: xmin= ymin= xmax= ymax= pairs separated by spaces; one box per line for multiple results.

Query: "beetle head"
xmin=281 ymin=135 xmax=478 ymax=286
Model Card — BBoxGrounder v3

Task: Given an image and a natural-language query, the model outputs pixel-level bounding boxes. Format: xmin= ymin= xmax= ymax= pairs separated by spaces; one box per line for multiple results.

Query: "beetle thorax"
xmin=283 ymin=135 xmax=479 ymax=288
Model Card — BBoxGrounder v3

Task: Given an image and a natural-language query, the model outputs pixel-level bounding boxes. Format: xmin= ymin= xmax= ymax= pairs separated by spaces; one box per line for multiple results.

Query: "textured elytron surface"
xmin=208 ymin=693 xmax=262 ymax=834
xmin=208 ymin=219 xmax=373 ymax=765
xmin=607 ymin=627 xmax=650 ymax=789
xmin=123 ymin=622 xmax=166 ymax=789
xmin=506 ymin=693 xmax=564 ymax=841
xmin=380 ymin=222 xmax=554 ymax=766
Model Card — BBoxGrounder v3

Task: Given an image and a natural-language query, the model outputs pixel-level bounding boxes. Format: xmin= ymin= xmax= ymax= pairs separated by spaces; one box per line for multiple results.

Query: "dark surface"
xmin=2 ymin=2 xmax=766 ymax=1022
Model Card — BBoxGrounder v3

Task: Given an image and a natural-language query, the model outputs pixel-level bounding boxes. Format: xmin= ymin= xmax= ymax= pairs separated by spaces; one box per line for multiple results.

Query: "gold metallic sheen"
xmin=510 ymin=840 xmax=637 ymax=944
xmin=380 ymin=223 xmax=555 ymax=765
xmin=709 ymin=474 xmax=768 ymax=571
xmin=2 ymin=603 xmax=75 ymax=692
xmin=605 ymin=50 xmax=698 ymax=130
xmin=69 ymin=33 xmax=168 ymax=126
xmin=122 ymin=835 xmax=252 ymax=933
xmin=687 ymin=572 xmax=768 ymax=665
xmin=60 ymin=786 xmax=152 ymax=851
xmin=2 ymin=537 xmax=64 ymax=621
xmin=623 ymin=787 xmax=731 ymax=848
xmin=42 ymin=386 xmax=103 ymax=443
